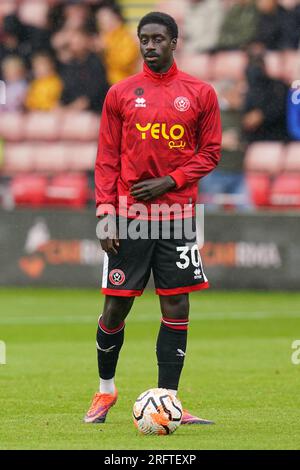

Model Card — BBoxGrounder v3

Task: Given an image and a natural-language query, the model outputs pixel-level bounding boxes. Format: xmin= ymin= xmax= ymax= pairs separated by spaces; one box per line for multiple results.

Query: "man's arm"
xmin=95 ymin=86 xmax=122 ymax=216
xmin=95 ymin=87 xmax=122 ymax=253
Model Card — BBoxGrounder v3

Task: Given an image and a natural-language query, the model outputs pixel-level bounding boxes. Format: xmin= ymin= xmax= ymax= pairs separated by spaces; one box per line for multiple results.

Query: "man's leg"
xmin=97 ymin=295 xmax=134 ymax=393
xmin=157 ymin=294 xmax=214 ymax=425
xmin=157 ymin=294 xmax=189 ymax=394
xmin=84 ymin=295 xmax=134 ymax=423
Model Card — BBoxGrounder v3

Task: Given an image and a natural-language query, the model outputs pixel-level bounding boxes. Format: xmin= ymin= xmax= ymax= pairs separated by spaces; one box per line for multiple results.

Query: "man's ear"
xmin=171 ymin=38 xmax=177 ymax=51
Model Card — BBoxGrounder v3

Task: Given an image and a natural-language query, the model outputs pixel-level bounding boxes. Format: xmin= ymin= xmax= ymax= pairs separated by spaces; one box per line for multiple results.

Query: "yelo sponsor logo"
xmin=136 ymin=122 xmax=186 ymax=149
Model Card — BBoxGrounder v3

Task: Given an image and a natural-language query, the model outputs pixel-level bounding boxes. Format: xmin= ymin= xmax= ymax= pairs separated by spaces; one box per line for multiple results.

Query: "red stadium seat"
xmin=0 ymin=113 xmax=24 ymax=142
xmin=60 ymin=112 xmax=100 ymax=142
xmin=155 ymin=0 xmax=186 ymax=25
xmin=3 ymin=144 xmax=35 ymax=173
xmin=177 ymin=54 xmax=212 ymax=81
xmin=0 ymin=0 xmax=17 ymax=20
xmin=284 ymin=143 xmax=300 ymax=172
xmin=11 ymin=174 xmax=47 ymax=206
xmin=24 ymin=112 xmax=61 ymax=141
xmin=45 ymin=173 xmax=88 ymax=208
xmin=265 ymin=52 xmax=284 ymax=80
xmin=33 ymin=144 xmax=68 ymax=172
xmin=282 ymin=50 xmax=300 ymax=83
xmin=18 ymin=0 xmax=49 ymax=28
xmin=270 ymin=174 xmax=300 ymax=207
xmin=246 ymin=173 xmax=271 ymax=207
xmin=244 ymin=142 xmax=284 ymax=175
xmin=211 ymin=52 xmax=248 ymax=81
xmin=64 ymin=143 xmax=97 ymax=171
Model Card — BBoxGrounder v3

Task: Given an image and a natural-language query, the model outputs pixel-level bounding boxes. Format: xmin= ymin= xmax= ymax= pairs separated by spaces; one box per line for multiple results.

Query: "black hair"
xmin=137 ymin=12 xmax=178 ymax=40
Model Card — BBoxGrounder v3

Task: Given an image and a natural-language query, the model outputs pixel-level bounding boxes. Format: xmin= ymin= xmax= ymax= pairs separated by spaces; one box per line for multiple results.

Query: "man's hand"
xmin=130 ymin=176 xmax=176 ymax=201
xmin=97 ymin=214 xmax=119 ymax=255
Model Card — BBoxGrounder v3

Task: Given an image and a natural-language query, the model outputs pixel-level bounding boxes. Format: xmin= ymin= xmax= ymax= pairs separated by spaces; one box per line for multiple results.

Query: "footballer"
xmin=84 ymin=12 xmax=222 ymax=424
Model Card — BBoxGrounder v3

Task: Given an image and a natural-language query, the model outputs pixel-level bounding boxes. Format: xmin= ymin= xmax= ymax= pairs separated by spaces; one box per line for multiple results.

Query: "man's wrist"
xmin=165 ymin=175 xmax=177 ymax=189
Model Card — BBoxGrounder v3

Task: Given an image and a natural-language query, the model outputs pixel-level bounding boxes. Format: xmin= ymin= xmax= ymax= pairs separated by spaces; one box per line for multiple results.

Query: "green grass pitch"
xmin=0 ymin=288 xmax=300 ymax=450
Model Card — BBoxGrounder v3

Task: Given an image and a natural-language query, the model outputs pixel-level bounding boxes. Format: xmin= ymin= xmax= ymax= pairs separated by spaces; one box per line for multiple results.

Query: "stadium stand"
xmin=0 ymin=0 xmax=300 ymax=211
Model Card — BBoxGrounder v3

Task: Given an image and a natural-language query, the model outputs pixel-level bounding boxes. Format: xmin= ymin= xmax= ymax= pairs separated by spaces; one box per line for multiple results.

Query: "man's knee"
xmin=159 ymin=294 xmax=189 ymax=319
xmin=101 ymin=295 xmax=134 ymax=329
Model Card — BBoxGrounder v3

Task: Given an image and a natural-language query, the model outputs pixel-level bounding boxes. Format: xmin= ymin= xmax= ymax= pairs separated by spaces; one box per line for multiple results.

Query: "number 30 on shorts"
xmin=176 ymin=245 xmax=201 ymax=270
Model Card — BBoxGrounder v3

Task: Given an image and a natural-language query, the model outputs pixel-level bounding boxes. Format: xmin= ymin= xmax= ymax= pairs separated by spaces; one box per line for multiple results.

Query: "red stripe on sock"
xmin=162 ymin=317 xmax=189 ymax=323
xmin=162 ymin=317 xmax=189 ymax=331
xmin=99 ymin=319 xmax=125 ymax=334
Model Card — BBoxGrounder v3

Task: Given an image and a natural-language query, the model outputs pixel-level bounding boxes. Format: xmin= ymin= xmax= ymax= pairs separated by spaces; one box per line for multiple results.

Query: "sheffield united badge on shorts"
xmin=109 ymin=269 xmax=126 ymax=286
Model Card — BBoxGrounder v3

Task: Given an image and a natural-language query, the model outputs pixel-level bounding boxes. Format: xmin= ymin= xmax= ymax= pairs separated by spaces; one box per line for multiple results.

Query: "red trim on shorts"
xmin=102 ymin=288 xmax=143 ymax=297
xmin=156 ymin=282 xmax=210 ymax=296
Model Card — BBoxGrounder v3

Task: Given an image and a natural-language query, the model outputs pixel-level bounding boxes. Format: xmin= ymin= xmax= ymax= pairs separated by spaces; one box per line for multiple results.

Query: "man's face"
xmin=139 ymin=23 xmax=177 ymax=72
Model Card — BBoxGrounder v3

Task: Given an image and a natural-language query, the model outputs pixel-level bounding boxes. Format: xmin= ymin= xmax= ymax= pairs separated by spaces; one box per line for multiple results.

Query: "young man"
xmin=84 ymin=12 xmax=222 ymax=425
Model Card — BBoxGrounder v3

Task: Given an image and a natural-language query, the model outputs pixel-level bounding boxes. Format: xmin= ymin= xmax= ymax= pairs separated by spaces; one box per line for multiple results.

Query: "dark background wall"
xmin=0 ymin=209 xmax=299 ymax=290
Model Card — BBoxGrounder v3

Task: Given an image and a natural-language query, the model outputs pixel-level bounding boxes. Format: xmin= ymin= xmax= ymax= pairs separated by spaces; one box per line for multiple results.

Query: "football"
xmin=133 ymin=388 xmax=183 ymax=435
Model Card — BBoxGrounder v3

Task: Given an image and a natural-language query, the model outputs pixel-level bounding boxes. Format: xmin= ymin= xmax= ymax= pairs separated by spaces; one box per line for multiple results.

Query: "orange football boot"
xmin=84 ymin=389 xmax=118 ymax=423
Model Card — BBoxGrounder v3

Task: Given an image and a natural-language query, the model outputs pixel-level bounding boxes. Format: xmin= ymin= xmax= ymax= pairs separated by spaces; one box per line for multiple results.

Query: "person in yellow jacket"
xmin=95 ymin=5 xmax=139 ymax=85
xmin=26 ymin=52 xmax=63 ymax=111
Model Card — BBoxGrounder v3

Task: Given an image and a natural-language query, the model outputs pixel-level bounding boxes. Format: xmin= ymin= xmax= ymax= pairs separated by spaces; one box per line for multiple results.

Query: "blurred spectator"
xmin=217 ymin=0 xmax=259 ymax=50
xmin=1 ymin=55 xmax=27 ymax=111
xmin=200 ymin=80 xmax=253 ymax=212
xmin=287 ymin=84 xmax=300 ymax=140
xmin=242 ymin=51 xmax=289 ymax=141
xmin=48 ymin=1 xmax=97 ymax=33
xmin=59 ymin=28 xmax=109 ymax=112
xmin=51 ymin=27 xmax=74 ymax=64
xmin=256 ymin=0 xmax=300 ymax=50
xmin=25 ymin=52 xmax=63 ymax=111
xmin=182 ymin=0 xmax=225 ymax=53
xmin=95 ymin=5 xmax=139 ymax=84
xmin=1 ymin=14 xmax=51 ymax=66
xmin=62 ymin=1 xmax=97 ymax=32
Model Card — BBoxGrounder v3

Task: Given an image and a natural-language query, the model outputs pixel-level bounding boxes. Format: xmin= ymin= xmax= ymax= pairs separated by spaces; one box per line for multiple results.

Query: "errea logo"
xmin=194 ymin=268 xmax=202 ymax=280
xmin=135 ymin=97 xmax=146 ymax=108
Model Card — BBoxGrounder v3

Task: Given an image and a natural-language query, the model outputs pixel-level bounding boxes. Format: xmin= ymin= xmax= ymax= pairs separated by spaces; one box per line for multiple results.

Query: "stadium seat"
xmin=11 ymin=174 xmax=47 ymax=206
xmin=284 ymin=143 xmax=300 ymax=172
xmin=45 ymin=173 xmax=89 ymax=208
xmin=18 ymin=0 xmax=49 ymax=28
xmin=270 ymin=174 xmax=300 ymax=207
xmin=3 ymin=144 xmax=34 ymax=173
xmin=33 ymin=144 xmax=68 ymax=172
xmin=64 ymin=143 xmax=97 ymax=171
xmin=177 ymin=54 xmax=212 ymax=81
xmin=265 ymin=52 xmax=284 ymax=80
xmin=60 ymin=112 xmax=100 ymax=142
xmin=155 ymin=0 xmax=186 ymax=25
xmin=246 ymin=173 xmax=271 ymax=207
xmin=211 ymin=52 xmax=248 ymax=81
xmin=24 ymin=112 xmax=61 ymax=141
xmin=244 ymin=142 xmax=284 ymax=175
xmin=0 ymin=113 xmax=24 ymax=142
xmin=282 ymin=50 xmax=300 ymax=83
xmin=0 ymin=0 xmax=17 ymax=20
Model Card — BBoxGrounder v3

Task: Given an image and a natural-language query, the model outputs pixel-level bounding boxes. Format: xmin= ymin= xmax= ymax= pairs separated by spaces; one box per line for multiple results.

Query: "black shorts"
xmin=101 ymin=217 xmax=209 ymax=297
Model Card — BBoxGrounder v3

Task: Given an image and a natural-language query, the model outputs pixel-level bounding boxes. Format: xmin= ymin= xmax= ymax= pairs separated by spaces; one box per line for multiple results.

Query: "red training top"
xmin=95 ymin=61 xmax=222 ymax=220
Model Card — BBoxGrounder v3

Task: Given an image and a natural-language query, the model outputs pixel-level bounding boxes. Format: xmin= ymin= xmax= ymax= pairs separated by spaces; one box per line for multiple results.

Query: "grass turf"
xmin=0 ymin=288 xmax=300 ymax=450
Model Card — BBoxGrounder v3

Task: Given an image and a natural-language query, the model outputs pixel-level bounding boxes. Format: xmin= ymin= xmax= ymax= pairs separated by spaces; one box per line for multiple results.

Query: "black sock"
xmin=156 ymin=317 xmax=189 ymax=391
xmin=96 ymin=317 xmax=125 ymax=380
